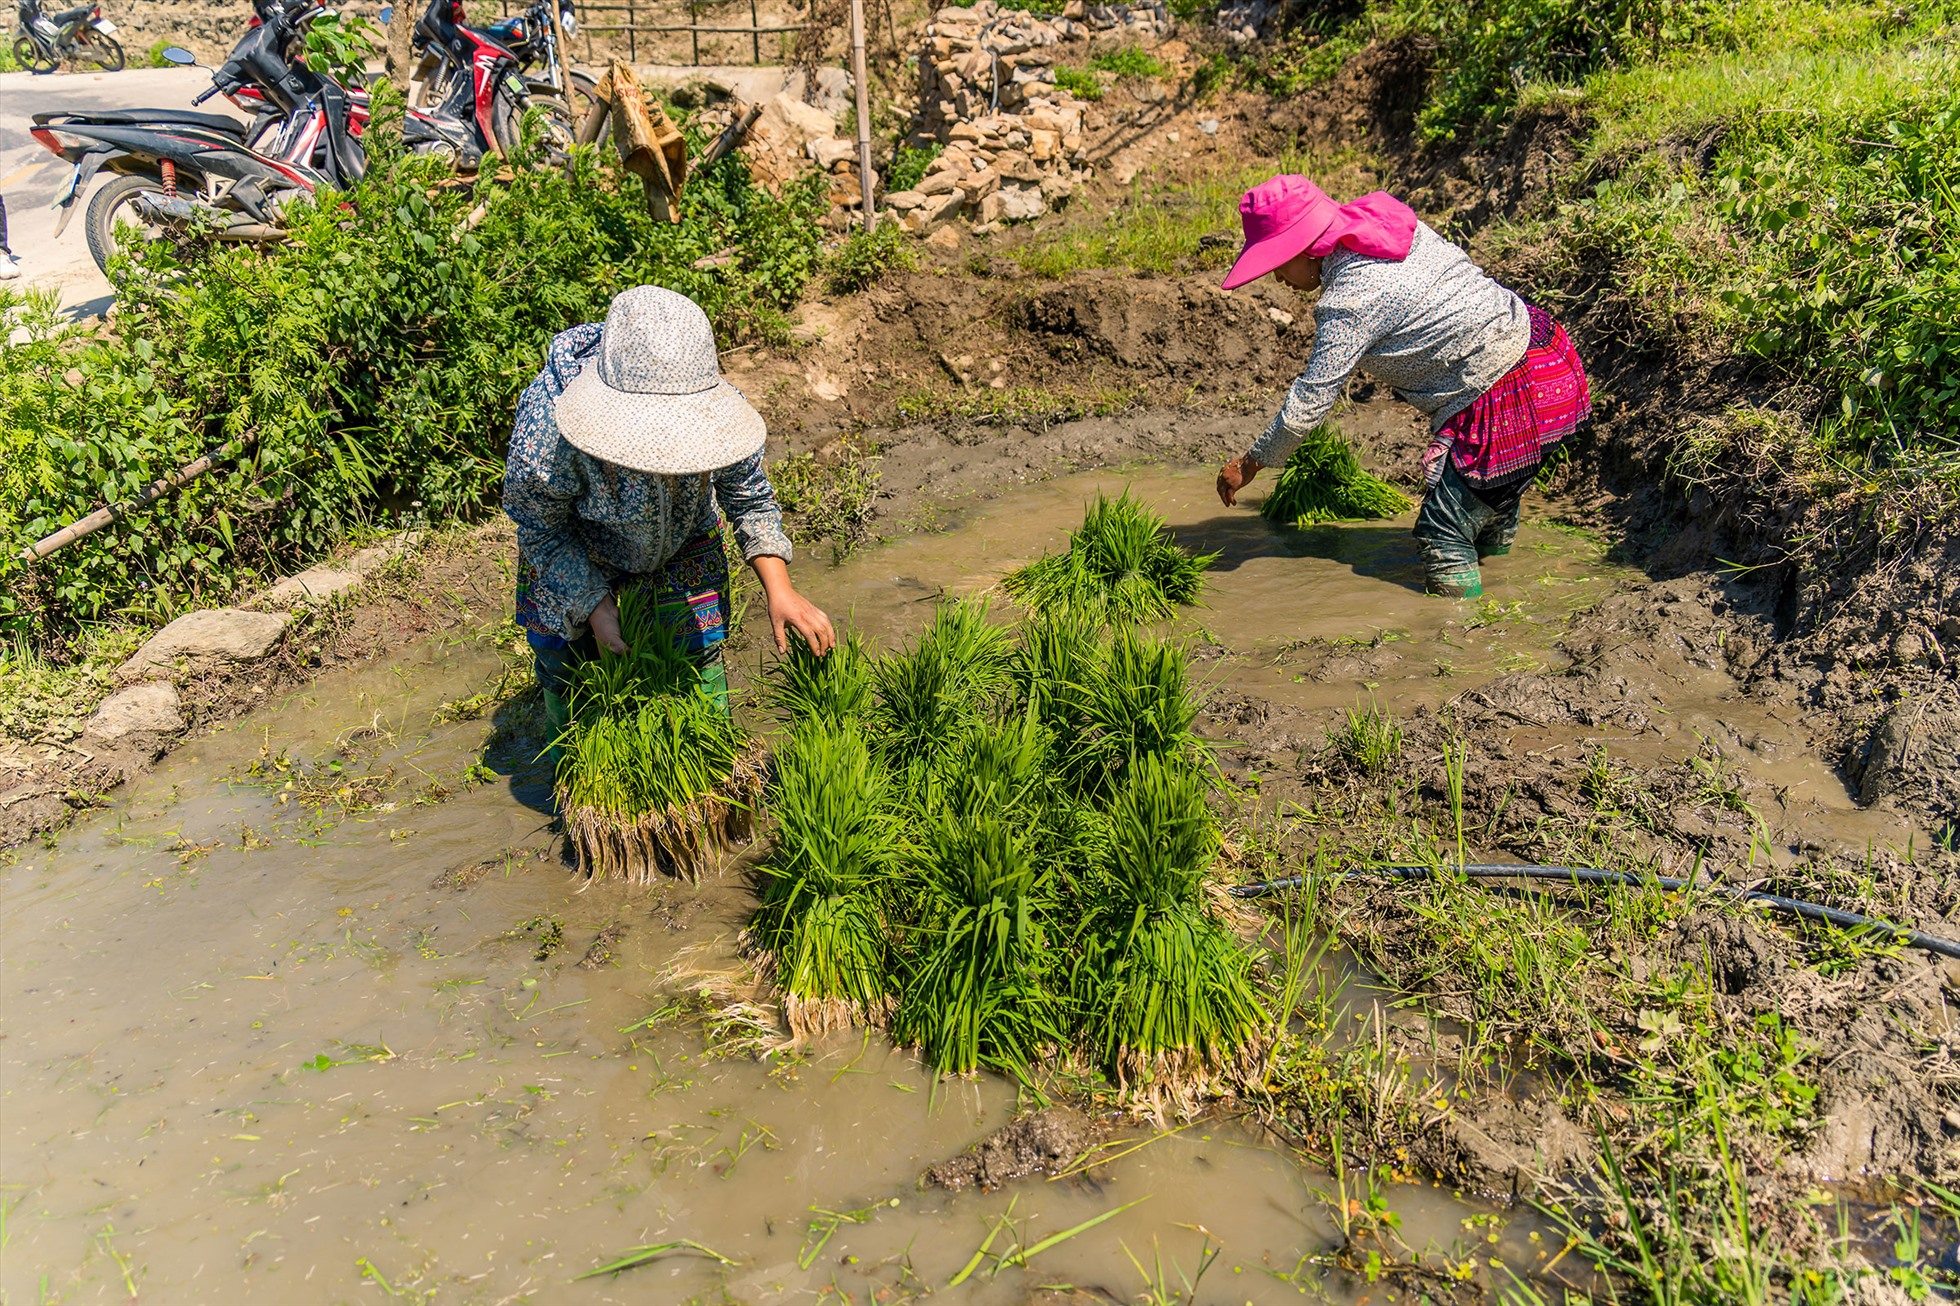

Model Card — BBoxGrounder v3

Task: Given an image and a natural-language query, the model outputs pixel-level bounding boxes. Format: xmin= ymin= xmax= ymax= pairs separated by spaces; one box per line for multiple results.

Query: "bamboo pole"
xmin=697 ymin=100 xmax=762 ymax=170
xmin=849 ymin=0 xmax=875 ymax=230
xmin=16 ymin=434 xmax=258 ymax=564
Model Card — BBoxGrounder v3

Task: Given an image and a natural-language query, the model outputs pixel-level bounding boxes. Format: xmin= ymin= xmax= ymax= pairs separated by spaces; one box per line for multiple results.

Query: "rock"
xmin=807 ymin=137 xmax=857 ymax=169
xmin=85 ymin=682 xmax=183 ymax=743
xmin=998 ymin=182 xmax=1045 ymax=221
xmin=963 ymin=168 xmax=1001 ymax=199
xmin=924 ymin=225 xmax=962 ymax=254
xmin=261 ymin=564 xmax=363 ymax=609
xmin=884 ymin=189 xmax=928 ymax=211
xmin=915 ymin=169 xmax=962 ymax=197
xmin=1267 ymin=307 xmax=1294 ymax=327
xmin=753 ymin=91 xmax=836 ymax=155
xmin=917 ymin=189 xmax=966 ymax=227
xmin=977 ymin=190 xmax=1006 ymax=224
xmin=119 ymin=608 xmax=289 ymax=679
xmin=924 ymin=1107 xmax=1100 ymax=1190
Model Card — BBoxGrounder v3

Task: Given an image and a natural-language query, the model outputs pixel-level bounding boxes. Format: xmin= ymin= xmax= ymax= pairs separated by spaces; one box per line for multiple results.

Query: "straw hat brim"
xmin=553 ymin=363 xmax=766 ymax=475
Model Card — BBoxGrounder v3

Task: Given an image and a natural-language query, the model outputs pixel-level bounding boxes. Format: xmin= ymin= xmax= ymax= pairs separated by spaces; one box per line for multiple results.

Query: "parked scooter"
xmin=479 ymin=0 xmax=599 ymax=121
xmin=30 ymin=0 xmax=360 ymax=274
xmin=11 ymin=0 xmax=123 ymax=73
xmin=404 ymin=0 xmax=566 ymax=159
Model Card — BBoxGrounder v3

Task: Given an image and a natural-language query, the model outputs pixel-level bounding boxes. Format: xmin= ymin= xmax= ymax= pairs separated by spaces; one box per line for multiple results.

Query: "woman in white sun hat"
xmin=503 ymin=285 xmax=835 ymax=753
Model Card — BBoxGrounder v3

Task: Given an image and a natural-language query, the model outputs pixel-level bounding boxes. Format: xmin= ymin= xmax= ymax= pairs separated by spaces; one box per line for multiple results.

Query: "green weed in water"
xmin=1260 ymin=424 xmax=1412 ymax=526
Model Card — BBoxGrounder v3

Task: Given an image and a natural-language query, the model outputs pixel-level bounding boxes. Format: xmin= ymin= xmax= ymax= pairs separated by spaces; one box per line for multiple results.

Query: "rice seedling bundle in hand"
xmin=1089 ymin=754 xmax=1265 ymax=1108
xmin=555 ymin=591 xmax=763 ymax=883
xmin=1003 ymin=491 xmax=1217 ymax=624
xmin=749 ymin=719 xmax=901 ymax=1039
xmin=1260 ymin=422 xmax=1412 ymax=526
xmin=770 ymin=628 xmax=873 ymax=728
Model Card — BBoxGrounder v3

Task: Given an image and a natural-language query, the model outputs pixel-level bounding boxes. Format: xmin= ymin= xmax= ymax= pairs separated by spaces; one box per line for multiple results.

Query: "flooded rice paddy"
xmin=5 ymin=466 xmax=1868 ymax=1303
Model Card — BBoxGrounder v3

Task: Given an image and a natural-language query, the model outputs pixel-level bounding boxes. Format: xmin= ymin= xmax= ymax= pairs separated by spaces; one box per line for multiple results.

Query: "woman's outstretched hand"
xmin=588 ymin=593 xmax=629 ymax=655
xmin=1216 ymin=454 xmax=1264 ymax=507
xmin=749 ymin=554 xmax=835 ymax=656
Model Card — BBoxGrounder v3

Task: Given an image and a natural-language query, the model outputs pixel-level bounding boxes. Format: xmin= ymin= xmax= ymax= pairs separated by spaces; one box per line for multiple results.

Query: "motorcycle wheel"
xmin=85 ymin=173 xmax=173 ymax=276
xmin=490 ymin=83 xmax=575 ymax=162
xmin=13 ymin=35 xmax=57 ymax=73
xmin=83 ymin=32 xmax=124 ymax=71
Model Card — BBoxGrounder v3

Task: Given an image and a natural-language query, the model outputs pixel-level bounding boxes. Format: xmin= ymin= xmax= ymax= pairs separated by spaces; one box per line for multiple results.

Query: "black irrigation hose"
xmin=1229 ymin=863 xmax=1960 ymax=961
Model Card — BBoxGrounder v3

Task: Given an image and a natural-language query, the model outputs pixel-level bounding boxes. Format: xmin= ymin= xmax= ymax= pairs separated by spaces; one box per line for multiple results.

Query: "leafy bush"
xmin=826 ymin=219 xmax=916 ymax=293
xmin=143 ymin=40 xmax=177 ymax=67
xmin=0 ymin=129 xmax=828 ymax=649
xmin=884 ymin=142 xmax=942 ymax=193
xmin=1090 ymin=45 xmax=1168 ymax=79
xmin=1052 ymin=65 xmax=1104 ymax=101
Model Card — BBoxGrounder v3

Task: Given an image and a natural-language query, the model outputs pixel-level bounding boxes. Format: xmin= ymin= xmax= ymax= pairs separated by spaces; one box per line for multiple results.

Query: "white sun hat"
xmin=552 ymin=285 xmax=766 ymax=475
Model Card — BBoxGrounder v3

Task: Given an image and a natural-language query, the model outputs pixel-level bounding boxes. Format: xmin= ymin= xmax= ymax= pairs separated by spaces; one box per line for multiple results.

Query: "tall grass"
xmin=1002 ymin=491 xmax=1218 ymax=624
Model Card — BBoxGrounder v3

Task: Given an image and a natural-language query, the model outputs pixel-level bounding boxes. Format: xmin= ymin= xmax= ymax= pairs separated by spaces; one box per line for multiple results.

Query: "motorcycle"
xmin=30 ymin=0 xmax=362 ymax=275
xmin=11 ymin=0 xmax=123 ymax=72
xmin=479 ymin=0 xmax=600 ymax=126
xmin=404 ymin=0 xmax=567 ymax=160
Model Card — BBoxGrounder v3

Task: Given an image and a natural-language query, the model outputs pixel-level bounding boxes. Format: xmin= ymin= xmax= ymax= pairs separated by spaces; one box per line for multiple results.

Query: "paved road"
xmin=2 ymin=66 xmax=247 ymax=313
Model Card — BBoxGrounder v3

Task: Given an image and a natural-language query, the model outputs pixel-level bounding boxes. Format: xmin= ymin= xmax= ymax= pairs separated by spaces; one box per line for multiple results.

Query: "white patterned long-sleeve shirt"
xmin=1248 ymin=222 xmax=1532 ymax=466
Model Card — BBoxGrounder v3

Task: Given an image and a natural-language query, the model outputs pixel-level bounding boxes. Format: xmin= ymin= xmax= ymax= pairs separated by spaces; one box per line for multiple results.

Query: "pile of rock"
xmin=870 ymin=0 xmax=1171 ymax=231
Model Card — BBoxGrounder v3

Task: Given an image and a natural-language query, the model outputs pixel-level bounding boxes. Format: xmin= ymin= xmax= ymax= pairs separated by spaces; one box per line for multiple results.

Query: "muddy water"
xmin=0 ymin=470 xmax=1706 ymax=1305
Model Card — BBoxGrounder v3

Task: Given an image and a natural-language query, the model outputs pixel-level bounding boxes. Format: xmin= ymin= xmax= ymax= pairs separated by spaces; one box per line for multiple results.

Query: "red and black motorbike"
xmin=407 ymin=0 xmax=567 ymax=159
xmin=31 ymin=0 xmax=363 ymax=274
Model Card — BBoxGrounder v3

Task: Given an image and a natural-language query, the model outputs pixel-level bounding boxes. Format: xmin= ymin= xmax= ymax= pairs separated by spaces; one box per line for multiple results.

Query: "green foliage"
xmin=884 ymin=142 xmax=942 ymax=194
xmin=770 ymin=628 xmax=874 ymax=729
xmin=1052 ymin=65 xmax=1105 ymax=101
xmin=300 ymin=12 xmax=382 ymax=85
xmin=826 ymin=220 xmax=917 ymax=294
xmin=1090 ymin=45 xmax=1168 ymax=80
xmin=1002 ymin=490 xmax=1217 ymax=624
xmin=143 ymin=40 xmax=178 ymax=68
xmin=556 ymin=589 xmax=761 ymax=881
xmin=894 ymin=382 xmax=1145 ymax=428
xmin=1329 ymin=698 xmax=1402 ymax=774
xmin=1260 ymin=423 xmax=1412 ymax=525
xmin=770 ymin=435 xmax=883 ymax=560
xmin=0 ymin=134 xmax=828 ymax=650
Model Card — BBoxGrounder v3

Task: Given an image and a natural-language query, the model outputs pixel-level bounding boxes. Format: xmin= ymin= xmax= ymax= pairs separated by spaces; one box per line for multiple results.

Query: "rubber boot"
xmin=542 ymin=687 xmax=571 ymax=780
xmin=1427 ymin=569 xmax=1484 ymax=599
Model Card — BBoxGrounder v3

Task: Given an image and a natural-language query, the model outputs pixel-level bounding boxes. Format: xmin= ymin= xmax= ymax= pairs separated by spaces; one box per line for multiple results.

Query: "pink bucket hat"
xmin=1221 ymin=175 xmax=1419 ymax=290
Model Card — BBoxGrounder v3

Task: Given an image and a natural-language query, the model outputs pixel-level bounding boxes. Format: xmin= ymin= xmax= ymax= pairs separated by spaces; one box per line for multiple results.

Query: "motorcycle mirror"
xmin=378 ymin=4 xmax=392 ymax=20
xmin=160 ymin=45 xmax=198 ymax=65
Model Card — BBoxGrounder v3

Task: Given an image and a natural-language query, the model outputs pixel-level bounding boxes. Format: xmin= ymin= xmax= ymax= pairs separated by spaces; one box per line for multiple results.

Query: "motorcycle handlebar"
xmin=193 ymin=85 xmax=220 ymax=104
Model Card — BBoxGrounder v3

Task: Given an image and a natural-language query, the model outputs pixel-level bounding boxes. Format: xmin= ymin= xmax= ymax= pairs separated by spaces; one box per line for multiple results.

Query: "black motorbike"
xmin=30 ymin=0 xmax=362 ymax=274
xmin=398 ymin=0 xmax=581 ymax=154
xmin=481 ymin=0 xmax=599 ymax=121
xmin=12 ymin=0 xmax=123 ymax=73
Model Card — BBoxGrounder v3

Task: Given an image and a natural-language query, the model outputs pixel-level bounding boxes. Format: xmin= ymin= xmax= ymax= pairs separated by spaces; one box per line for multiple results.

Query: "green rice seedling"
xmin=749 ymin=719 xmax=902 ymax=1039
xmin=894 ymin=808 xmax=1065 ymax=1077
xmin=1088 ymin=754 xmax=1265 ymax=1113
xmin=1066 ymin=627 xmax=1205 ymax=801
xmin=1328 ymin=698 xmax=1401 ymax=774
xmin=768 ymin=627 xmax=873 ymax=728
xmin=1260 ymin=423 xmax=1412 ymax=526
xmin=1011 ymin=605 xmax=1105 ymax=742
xmin=1003 ymin=491 xmax=1218 ymax=624
xmin=869 ymin=599 xmax=1012 ymax=768
xmin=555 ymin=590 xmax=763 ymax=883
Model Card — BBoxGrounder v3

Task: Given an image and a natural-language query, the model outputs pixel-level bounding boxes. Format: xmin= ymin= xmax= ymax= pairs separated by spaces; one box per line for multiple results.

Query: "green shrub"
xmin=143 ymin=40 xmax=177 ymax=67
xmin=826 ymin=219 xmax=916 ymax=294
xmin=0 ymin=131 xmax=828 ymax=650
xmin=884 ymin=142 xmax=941 ymax=193
xmin=1090 ymin=45 xmax=1168 ymax=79
xmin=1052 ymin=65 xmax=1105 ymax=101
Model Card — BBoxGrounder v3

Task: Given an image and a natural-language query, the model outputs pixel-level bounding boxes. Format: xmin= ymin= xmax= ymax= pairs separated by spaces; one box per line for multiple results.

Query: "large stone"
xmin=807 ymin=137 xmax=857 ymax=169
xmin=261 ymin=564 xmax=363 ymax=609
xmin=86 ymin=682 xmax=184 ymax=742
xmin=752 ymin=92 xmax=837 ymax=157
xmin=884 ymin=189 xmax=928 ymax=211
xmin=120 ymin=608 xmax=288 ymax=678
xmin=998 ymin=182 xmax=1045 ymax=222
xmin=917 ymin=190 xmax=967 ymax=228
xmin=914 ymin=169 xmax=962 ymax=197
xmin=924 ymin=225 xmax=963 ymax=254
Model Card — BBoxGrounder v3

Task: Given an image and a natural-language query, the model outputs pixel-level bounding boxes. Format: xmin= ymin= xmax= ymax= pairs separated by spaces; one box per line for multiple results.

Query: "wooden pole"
xmin=749 ymin=0 xmax=759 ymax=63
xmin=697 ymin=99 xmax=762 ymax=169
xmin=16 ymin=435 xmax=258 ymax=564
xmin=546 ymin=0 xmax=569 ymax=95
xmin=626 ymin=0 xmax=635 ymax=61
xmin=849 ymin=0 xmax=875 ymax=230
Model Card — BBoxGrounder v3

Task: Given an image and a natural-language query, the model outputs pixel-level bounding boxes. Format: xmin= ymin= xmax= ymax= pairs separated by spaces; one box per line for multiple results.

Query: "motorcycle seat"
xmin=49 ymin=3 xmax=91 ymax=22
xmin=40 ymin=108 xmax=251 ymax=137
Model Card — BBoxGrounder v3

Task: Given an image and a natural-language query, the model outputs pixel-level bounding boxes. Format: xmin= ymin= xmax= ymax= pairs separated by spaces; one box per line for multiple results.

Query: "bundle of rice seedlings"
xmin=748 ymin=719 xmax=901 ymax=1040
xmin=894 ymin=804 xmax=1065 ymax=1076
xmin=769 ymin=628 xmax=873 ymax=728
xmin=1089 ymin=754 xmax=1265 ymax=1111
xmin=1003 ymin=490 xmax=1217 ymax=624
xmin=1259 ymin=422 xmax=1413 ymax=526
xmin=1067 ymin=627 xmax=1205 ymax=800
xmin=1011 ymin=605 xmax=1104 ymax=741
xmin=869 ymin=600 xmax=1012 ymax=768
xmin=555 ymin=592 xmax=763 ymax=883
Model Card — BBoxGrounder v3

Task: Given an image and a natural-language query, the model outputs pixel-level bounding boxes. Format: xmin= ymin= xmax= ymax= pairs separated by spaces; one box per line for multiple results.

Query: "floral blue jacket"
xmin=502 ymin=324 xmax=792 ymax=644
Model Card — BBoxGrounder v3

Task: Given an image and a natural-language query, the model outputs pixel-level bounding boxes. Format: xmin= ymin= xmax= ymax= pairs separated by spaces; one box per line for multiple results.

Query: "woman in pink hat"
xmin=1214 ymin=175 xmax=1591 ymax=598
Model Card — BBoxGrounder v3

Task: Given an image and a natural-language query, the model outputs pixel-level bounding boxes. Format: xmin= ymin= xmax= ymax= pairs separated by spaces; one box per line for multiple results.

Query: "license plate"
xmin=94 ymin=18 xmax=116 ymax=32
xmin=52 ymin=164 xmax=83 ymax=208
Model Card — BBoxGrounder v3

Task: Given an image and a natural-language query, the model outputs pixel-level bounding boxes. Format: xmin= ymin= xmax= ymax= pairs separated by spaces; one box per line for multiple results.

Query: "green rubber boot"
xmin=1427 ymin=570 xmax=1484 ymax=599
xmin=542 ymin=687 xmax=571 ymax=779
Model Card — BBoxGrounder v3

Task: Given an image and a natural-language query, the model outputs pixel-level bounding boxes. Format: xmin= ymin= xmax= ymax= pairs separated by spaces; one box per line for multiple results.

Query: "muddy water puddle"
xmin=4 ymin=622 xmax=1520 ymax=1304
